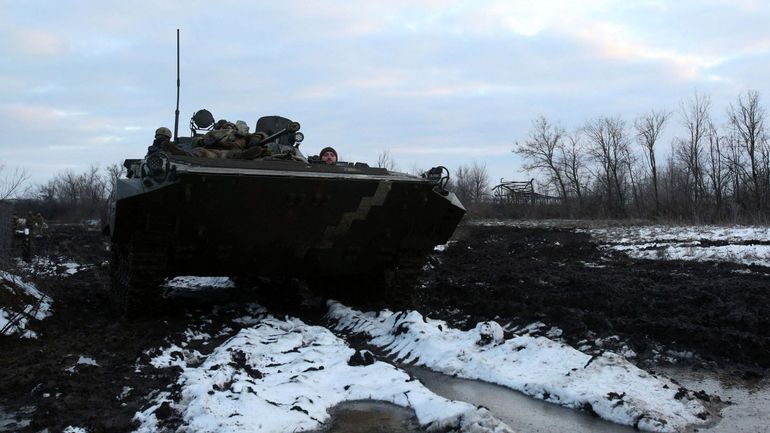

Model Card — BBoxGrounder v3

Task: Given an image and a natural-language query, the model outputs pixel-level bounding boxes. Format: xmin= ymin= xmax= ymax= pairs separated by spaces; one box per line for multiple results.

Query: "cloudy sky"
xmin=1 ymin=0 xmax=769 ymax=189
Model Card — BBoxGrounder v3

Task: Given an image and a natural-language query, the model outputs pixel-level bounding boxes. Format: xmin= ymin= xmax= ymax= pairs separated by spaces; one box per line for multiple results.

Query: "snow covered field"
xmin=477 ymin=219 xmax=770 ymax=268
xmin=584 ymin=225 xmax=770 ymax=268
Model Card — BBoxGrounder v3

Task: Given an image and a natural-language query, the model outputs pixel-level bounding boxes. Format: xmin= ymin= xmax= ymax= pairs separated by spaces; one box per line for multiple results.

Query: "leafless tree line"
xmin=17 ymin=164 xmax=124 ymax=222
xmin=512 ymin=90 xmax=769 ymax=222
xmin=449 ymin=161 xmax=490 ymax=206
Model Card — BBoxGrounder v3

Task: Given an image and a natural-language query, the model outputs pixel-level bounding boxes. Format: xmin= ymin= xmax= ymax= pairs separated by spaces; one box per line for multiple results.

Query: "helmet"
xmin=155 ymin=127 xmax=172 ymax=138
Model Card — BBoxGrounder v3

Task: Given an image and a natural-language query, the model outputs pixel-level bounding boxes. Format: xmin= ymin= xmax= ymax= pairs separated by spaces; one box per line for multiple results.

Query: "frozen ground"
xmin=2 ymin=222 xmax=768 ymax=432
xmin=584 ymin=225 xmax=770 ymax=268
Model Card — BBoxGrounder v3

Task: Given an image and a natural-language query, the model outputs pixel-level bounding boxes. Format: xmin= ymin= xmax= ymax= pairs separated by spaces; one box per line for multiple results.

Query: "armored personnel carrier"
xmin=106 ymin=110 xmax=465 ymax=314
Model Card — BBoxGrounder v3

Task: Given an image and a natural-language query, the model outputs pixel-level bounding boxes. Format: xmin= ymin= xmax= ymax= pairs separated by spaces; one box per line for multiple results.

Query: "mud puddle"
xmin=410 ymin=368 xmax=638 ymax=433
xmin=656 ymin=367 xmax=770 ymax=433
xmin=320 ymin=401 xmax=423 ymax=433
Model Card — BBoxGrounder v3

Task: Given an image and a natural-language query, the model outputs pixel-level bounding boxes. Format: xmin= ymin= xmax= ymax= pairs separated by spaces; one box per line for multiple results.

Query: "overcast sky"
xmin=1 ymin=0 xmax=769 ymax=190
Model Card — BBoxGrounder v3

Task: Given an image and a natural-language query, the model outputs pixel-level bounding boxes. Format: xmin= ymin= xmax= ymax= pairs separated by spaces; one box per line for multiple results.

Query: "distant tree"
xmin=34 ymin=165 xmax=111 ymax=221
xmin=705 ymin=120 xmax=728 ymax=219
xmin=105 ymin=163 xmax=125 ymax=203
xmin=675 ymin=92 xmax=711 ymax=211
xmin=561 ymin=130 xmax=589 ymax=207
xmin=622 ymin=141 xmax=643 ymax=215
xmin=728 ymin=90 xmax=767 ymax=210
xmin=407 ymin=163 xmax=425 ymax=176
xmin=376 ymin=150 xmax=398 ymax=171
xmin=514 ymin=116 xmax=568 ymax=201
xmin=453 ymin=161 xmax=489 ymax=206
xmin=634 ymin=109 xmax=670 ymax=214
xmin=584 ymin=115 xmax=630 ymax=217
xmin=0 ymin=164 xmax=30 ymax=200
xmin=723 ymin=124 xmax=746 ymax=214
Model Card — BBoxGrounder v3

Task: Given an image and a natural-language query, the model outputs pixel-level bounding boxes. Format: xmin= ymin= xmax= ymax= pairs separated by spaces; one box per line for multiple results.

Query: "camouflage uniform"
xmin=149 ymin=122 xmax=273 ymax=160
xmin=34 ymin=213 xmax=45 ymax=234
xmin=192 ymin=126 xmax=270 ymax=159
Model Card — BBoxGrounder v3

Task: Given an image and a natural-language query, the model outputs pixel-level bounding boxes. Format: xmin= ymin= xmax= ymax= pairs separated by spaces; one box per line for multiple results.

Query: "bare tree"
xmin=622 ymin=143 xmax=643 ymax=215
xmin=407 ymin=163 xmax=425 ymax=176
xmin=105 ymin=163 xmax=125 ymax=203
xmin=705 ymin=120 xmax=728 ymax=219
xmin=676 ymin=92 xmax=711 ymax=210
xmin=376 ymin=150 xmax=398 ymax=171
xmin=514 ymin=116 xmax=568 ymax=201
xmin=34 ymin=165 xmax=111 ymax=221
xmin=561 ymin=131 xmax=589 ymax=206
xmin=634 ymin=109 xmax=670 ymax=213
xmin=0 ymin=164 xmax=30 ymax=200
xmin=453 ymin=161 xmax=489 ymax=206
xmin=723 ymin=124 xmax=746 ymax=214
xmin=728 ymin=90 xmax=767 ymax=210
xmin=584 ymin=115 xmax=630 ymax=216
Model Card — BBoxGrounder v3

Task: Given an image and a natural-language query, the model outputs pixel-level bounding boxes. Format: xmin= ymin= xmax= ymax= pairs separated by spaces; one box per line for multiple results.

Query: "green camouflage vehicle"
xmin=106 ymin=111 xmax=465 ymax=314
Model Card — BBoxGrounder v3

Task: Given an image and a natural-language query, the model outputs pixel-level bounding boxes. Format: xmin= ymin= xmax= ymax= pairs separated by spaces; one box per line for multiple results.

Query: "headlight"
xmin=146 ymin=153 xmax=167 ymax=176
xmin=424 ymin=166 xmax=445 ymax=181
xmin=142 ymin=152 xmax=171 ymax=185
xmin=294 ymin=132 xmax=304 ymax=143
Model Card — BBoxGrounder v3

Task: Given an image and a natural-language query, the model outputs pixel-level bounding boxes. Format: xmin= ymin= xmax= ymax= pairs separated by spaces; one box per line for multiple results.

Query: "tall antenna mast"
xmin=173 ymin=28 xmax=180 ymax=141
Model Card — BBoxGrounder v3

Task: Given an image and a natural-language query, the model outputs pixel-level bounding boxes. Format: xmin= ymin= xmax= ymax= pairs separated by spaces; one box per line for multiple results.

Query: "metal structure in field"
xmin=492 ymin=178 xmax=562 ymax=205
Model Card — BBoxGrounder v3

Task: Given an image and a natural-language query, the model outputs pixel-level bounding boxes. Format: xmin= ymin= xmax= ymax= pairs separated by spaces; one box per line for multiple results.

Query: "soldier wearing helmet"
xmin=155 ymin=127 xmax=172 ymax=139
xmin=150 ymin=126 xmax=188 ymax=156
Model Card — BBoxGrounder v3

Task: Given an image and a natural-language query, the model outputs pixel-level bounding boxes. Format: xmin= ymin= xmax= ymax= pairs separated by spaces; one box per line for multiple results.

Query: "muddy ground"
xmin=1 ymin=222 xmax=768 ymax=432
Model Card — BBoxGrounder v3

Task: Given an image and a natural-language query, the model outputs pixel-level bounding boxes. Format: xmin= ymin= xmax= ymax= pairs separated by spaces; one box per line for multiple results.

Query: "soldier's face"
xmin=321 ymin=151 xmax=337 ymax=164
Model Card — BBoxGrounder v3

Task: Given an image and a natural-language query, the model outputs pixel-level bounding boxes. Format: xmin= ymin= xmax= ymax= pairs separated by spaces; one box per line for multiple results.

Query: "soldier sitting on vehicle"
xmin=191 ymin=119 xmax=272 ymax=159
xmin=148 ymin=127 xmax=188 ymax=156
xmin=146 ymin=119 xmax=270 ymax=160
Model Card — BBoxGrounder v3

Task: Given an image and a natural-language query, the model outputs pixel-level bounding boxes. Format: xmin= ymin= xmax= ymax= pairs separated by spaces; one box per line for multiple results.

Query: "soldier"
xmin=35 ymin=213 xmax=46 ymax=234
xmin=150 ymin=127 xmax=188 ymax=156
xmin=319 ymin=147 xmax=338 ymax=165
xmin=26 ymin=212 xmax=35 ymax=230
xmin=192 ymin=120 xmax=270 ymax=159
xmin=10 ymin=213 xmax=20 ymax=248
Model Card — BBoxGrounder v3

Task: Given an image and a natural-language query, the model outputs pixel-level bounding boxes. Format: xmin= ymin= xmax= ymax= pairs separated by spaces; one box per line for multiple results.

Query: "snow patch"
xmin=139 ymin=314 xmax=514 ymax=433
xmin=327 ymin=301 xmax=710 ymax=433
xmin=0 ymin=271 xmax=52 ymax=338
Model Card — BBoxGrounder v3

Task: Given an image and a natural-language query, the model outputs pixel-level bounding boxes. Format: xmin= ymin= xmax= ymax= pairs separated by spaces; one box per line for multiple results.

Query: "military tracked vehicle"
xmin=106 ymin=110 xmax=465 ymax=314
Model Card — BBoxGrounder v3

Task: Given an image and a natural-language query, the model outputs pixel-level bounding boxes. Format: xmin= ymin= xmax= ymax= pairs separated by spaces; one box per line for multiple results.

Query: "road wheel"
xmin=110 ymin=234 xmax=168 ymax=317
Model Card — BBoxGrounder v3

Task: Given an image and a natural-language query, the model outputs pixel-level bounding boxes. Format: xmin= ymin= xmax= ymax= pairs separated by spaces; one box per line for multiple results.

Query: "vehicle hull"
xmin=111 ymin=157 xmax=465 ymax=280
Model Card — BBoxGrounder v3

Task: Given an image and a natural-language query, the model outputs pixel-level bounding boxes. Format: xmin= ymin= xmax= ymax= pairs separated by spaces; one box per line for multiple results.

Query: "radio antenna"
xmin=173 ymin=28 xmax=180 ymax=141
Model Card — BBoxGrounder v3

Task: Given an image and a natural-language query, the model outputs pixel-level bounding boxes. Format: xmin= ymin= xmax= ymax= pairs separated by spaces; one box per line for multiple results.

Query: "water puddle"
xmin=320 ymin=400 xmax=422 ymax=433
xmin=655 ymin=367 xmax=770 ymax=433
xmin=410 ymin=368 xmax=638 ymax=433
